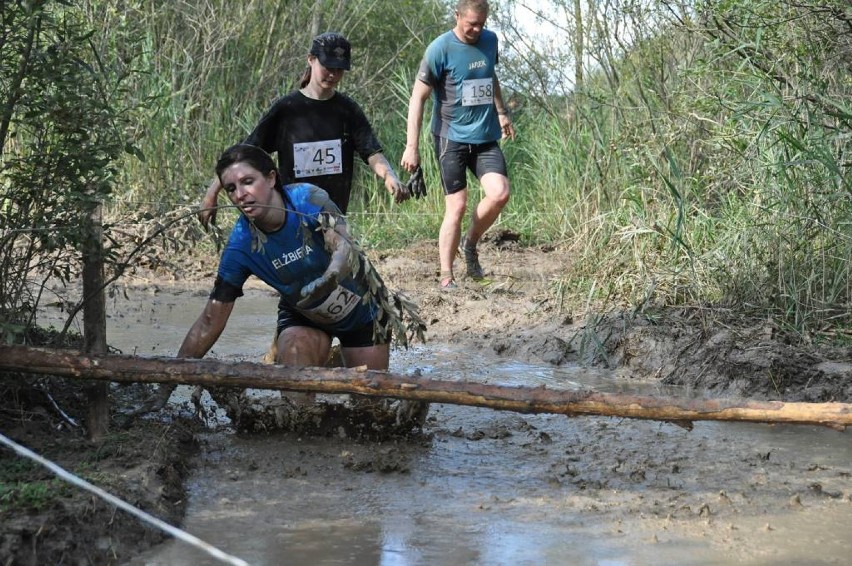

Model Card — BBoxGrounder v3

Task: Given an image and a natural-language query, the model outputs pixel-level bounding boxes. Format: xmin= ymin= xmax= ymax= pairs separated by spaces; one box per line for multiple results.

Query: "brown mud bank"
xmin=377 ymin=238 xmax=852 ymax=405
xmin=0 ymin=380 xmax=199 ymax=564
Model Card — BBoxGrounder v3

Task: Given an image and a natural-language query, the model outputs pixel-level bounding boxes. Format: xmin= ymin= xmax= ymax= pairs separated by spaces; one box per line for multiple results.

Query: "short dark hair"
xmin=456 ymin=0 xmax=489 ymax=14
xmin=215 ymin=144 xmax=280 ymax=188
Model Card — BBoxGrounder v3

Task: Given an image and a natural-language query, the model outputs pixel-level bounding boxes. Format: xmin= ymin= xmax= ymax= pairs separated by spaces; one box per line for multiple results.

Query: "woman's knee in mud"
xmin=275 ymin=326 xmax=331 ymax=366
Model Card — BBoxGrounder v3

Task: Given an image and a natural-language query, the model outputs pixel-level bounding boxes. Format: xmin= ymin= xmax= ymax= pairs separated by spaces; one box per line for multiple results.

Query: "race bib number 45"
xmin=302 ymin=285 xmax=360 ymax=324
xmin=461 ymin=77 xmax=493 ymax=106
xmin=293 ymin=139 xmax=343 ymax=177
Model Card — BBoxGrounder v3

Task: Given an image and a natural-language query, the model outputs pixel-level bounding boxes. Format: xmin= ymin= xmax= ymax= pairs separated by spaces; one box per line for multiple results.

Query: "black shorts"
xmin=433 ymin=136 xmax=508 ymax=195
xmin=276 ymin=296 xmax=389 ymax=348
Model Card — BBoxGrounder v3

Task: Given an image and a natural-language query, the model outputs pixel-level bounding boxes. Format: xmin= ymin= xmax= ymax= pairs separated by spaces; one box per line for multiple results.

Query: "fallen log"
xmin=0 ymin=345 xmax=849 ymax=430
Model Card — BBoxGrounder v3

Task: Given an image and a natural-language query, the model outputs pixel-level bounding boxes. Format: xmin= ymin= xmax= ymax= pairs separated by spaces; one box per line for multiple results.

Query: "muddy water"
xmin=44 ymin=287 xmax=852 ymax=565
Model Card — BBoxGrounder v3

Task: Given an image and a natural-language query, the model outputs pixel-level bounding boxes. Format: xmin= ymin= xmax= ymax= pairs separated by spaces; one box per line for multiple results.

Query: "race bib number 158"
xmin=461 ymin=78 xmax=493 ymax=106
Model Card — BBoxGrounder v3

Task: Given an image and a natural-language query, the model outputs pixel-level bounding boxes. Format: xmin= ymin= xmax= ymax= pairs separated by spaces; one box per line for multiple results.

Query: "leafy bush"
xmin=0 ymin=1 xmax=135 ymax=343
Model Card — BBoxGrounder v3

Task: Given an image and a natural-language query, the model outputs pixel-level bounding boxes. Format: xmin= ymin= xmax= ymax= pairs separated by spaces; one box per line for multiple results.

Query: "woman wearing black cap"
xmin=198 ymin=32 xmax=409 ymax=226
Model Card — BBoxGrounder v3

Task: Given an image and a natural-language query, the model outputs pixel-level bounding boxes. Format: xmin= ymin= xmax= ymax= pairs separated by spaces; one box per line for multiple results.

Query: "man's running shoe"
xmin=460 ymin=236 xmax=485 ymax=280
xmin=440 ymin=271 xmax=458 ymax=290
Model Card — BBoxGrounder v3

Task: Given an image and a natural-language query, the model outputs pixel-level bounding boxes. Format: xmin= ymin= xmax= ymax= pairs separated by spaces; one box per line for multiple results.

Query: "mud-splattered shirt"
xmin=245 ymin=91 xmax=382 ymax=213
xmin=215 ymin=183 xmax=376 ymax=332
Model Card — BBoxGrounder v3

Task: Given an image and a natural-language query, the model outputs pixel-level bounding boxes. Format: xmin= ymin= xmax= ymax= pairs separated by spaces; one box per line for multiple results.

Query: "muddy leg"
xmin=275 ymin=327 xmax=331 ymax=405
xmin=130 ymin=383 xmax=177 ymax=416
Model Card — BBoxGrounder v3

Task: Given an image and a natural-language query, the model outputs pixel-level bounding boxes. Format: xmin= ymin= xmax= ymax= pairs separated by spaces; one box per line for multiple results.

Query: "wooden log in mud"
xmin=1 ymin=345 xmax=849 ymax=430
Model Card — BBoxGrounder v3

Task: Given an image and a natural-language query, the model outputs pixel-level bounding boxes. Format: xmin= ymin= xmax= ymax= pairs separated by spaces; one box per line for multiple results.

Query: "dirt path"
xmin=2 ymin=238 xmax=850 ymax=564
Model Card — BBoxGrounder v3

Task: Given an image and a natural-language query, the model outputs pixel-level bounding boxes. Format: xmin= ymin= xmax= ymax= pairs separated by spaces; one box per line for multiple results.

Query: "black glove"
xmin=297 ymin=272 xmax=339 ymax=308
xmin=406 ymin=166 xmax=427 ymax=199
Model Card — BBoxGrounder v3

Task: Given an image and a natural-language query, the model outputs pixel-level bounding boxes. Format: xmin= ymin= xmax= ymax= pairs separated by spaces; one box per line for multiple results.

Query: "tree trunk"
xmin=574 ymin=0 xmax=584 ymax=92
xmin=82 ymin=204 xmax=109 ymax=442
xmin=0 ymin=11 xmax=40 ymax=156
xmin=0 ymin=345 xmax=849 ymax=430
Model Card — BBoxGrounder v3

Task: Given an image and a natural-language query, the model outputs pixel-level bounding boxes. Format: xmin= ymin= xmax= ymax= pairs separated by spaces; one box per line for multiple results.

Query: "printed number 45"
xmin=312 ymin=147 xmax=337 ymax=165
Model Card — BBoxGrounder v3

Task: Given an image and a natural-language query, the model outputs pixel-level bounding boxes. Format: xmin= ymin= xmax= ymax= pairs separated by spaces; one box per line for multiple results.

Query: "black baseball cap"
xmin=310 ymin=32 xmax=351 ymax=70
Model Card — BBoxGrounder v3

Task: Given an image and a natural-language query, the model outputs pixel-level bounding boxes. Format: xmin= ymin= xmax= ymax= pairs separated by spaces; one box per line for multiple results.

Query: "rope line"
xmin=2 ymin=210 xmax=562 ymax=236
xmin=0 ymin=433 xmax=250 ymax=566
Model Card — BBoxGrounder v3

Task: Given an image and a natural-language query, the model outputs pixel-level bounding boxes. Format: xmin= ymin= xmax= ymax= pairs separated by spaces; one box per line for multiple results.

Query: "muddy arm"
xmin=178 ymin=299 xmax=235 ymax=359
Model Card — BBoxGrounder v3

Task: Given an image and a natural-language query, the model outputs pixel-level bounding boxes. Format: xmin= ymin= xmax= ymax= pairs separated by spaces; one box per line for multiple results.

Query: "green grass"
xmin=0 ymin=460 xmax=72 ymax=512
xmin=0 ymin=478 xmax=73 ymax=511
xmin=62 ymin=0 xmax=852 ymax=338
xmin=0 ymin=428 xmax=145 ymax=513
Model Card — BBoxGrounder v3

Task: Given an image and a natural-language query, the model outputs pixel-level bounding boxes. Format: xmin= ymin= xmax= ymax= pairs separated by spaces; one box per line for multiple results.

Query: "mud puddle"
xmin=41 ymin=285 xmax=852 ymax=565
xmin=131 ymin=346 xmax=850 ymax=566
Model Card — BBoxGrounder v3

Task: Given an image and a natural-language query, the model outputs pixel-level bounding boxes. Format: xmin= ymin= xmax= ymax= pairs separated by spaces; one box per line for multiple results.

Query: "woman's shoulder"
xmin=223 ymin=216 xmax=253 ymax=248
xmin=329 ymin=91 xmax=363 ymax=109
xmin=284 ymin=183 xmax=337 ymax=213
xmin=283 ymin=181 xmax=314 ymax=196
xmin=264 ymin=89 xmax=303 ymax=110
xmin=285 ymin=181 xmax=329 ymax=198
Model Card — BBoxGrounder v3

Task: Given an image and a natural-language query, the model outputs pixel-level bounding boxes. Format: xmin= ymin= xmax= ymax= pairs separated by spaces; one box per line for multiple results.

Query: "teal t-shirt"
xmin=417 ymin=29 xmax=502 ymax=144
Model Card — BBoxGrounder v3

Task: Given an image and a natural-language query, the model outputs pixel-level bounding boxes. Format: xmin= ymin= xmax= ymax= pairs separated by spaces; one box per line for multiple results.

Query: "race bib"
xmin=293 ymin=139 xmax=343 ymax=177
xmin=302 ymin=285 xmax=360 ymax=324
xmin=461 ymin=77 xmax=493 ymax=106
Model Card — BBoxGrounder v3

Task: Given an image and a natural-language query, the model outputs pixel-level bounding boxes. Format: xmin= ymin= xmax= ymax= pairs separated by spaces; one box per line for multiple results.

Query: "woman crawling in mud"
xmin=139 ymin=143 xmax=427 ymax=431
xmin=182 ymin=143 xmax=391 ymax=374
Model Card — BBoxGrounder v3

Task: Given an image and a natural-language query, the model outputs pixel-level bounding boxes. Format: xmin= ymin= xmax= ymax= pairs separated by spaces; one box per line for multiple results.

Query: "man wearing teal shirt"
xmin=401 ymin=0 xmax=515 ymax=289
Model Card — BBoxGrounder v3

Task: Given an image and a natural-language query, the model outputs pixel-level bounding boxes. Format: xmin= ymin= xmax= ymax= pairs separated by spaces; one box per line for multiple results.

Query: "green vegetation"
xmin=0 ymin=428 xmax=139 ymax=512
xmin=0 ymin=1 xmax=136 ymax=342
xmin=0 ymin=459 xmax=71 ymax=511
xmin=1 ymin=0 xmax=849 ymax=339
xmin=0 ymin=477 xmax=73 ymax=511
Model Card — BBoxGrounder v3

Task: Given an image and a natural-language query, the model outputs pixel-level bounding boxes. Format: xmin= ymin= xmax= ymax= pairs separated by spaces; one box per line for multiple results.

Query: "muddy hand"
xmin=198 ymin=193 xmax=218 ymax=230
xmin=394 ymin=183 xmax=411 ymax=204
xmin=297 ymin=272 xmax=339 ymax=308
xmin=130 ymin=384 xmax=175 ymax=416
xmin=386 ymin=172 xmax=410 ymax=204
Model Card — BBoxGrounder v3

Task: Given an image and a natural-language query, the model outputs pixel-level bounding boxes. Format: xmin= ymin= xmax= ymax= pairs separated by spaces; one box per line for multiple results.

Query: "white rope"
xmin=0 ymin=433 xmax=250 ymax=566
